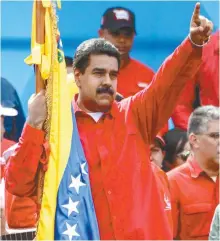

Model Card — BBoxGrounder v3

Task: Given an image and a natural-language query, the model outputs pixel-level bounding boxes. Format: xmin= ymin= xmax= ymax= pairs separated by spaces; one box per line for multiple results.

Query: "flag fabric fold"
xmin=24 ymin=0 xmax=100 ymax=240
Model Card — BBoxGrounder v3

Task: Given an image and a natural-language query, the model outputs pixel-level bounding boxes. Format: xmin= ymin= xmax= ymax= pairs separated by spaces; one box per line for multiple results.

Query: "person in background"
xmin=150 ymin=135 xmax=166 ymax=169
xmin=172 ymin=30 xmax=219 ymax=130
xmin=99 ymin=6 xmax=168 ymax=134
xmin=150 ymin=135 xmax=173 ymax=233
xmin=0 ymin=105 xmax=37 ymax=238
xmin=168 ymin=105 xmax=219 ymax=240
xmin=1 ymin=105 xmax=17 ymax=156
xmin=209 ymin=204 xmax=220 ymax=241
xmin=65 ymin=56 xmax=74 ymax=75
xmin=162 ymin=128 xmax=190 ymax=172
xmin=0 ymin=105 xmax=17 ymax=237
xmin=1 ymin=78 xmax=26 ymax=142
xmin=98 ymin=7 xmax=155 ymax=98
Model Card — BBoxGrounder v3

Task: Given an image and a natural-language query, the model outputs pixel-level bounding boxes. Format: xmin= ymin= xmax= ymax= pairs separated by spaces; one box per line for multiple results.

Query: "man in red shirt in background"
xmin=5 ymin=3 xmax=213 ymax=240
xmin=98 ymin=7 xmax=155 ymax=98
xmin=168 ymin=105 xmax=219 ymax=240
xmin=99 ymin=6 xmax=168 ymax=135
xmin=172 ymin=30 xmax=219 ymax=130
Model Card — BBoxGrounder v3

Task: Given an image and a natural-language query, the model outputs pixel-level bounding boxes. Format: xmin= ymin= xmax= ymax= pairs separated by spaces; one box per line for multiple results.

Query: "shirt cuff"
xmin=184 ymin=36 xmax=203 ymax=51
xmin=21 ymin=123 xmax=45 ymax=145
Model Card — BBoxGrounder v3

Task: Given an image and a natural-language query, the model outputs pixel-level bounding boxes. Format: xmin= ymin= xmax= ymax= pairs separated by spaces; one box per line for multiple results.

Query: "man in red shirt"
xmin=168 ymin=105 xmax=219 ymax=240
xmin=98 ymin=7 xmax=155 ymax=98
xmin=5 ymin=3 xmax=213 ymax=240
xmin=172 ymin=30 xmax=219 ymax=130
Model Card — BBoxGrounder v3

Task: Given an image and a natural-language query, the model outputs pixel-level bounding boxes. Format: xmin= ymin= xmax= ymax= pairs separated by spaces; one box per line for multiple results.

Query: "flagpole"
xmin=36 ymin=0 xmax=45 ymax=92
xmin=35 ymin=0 xmax=46 ymax=217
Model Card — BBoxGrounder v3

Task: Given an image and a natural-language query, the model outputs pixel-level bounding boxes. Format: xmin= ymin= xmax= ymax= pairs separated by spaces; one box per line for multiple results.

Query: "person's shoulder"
xmin=167 ymin=162 xmax=190 ymax=180
xmin=151 ymin=162 xmax=168 ymax=182
xmin=151 ymin=162 xmax=164 ymax=175
xmin=130 ymin=58 xmax=154 ymax=73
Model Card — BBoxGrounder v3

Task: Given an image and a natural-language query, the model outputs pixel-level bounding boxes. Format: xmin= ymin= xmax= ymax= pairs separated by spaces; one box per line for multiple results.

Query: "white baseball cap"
xmin=0 ymin=105 xmax=18 ymax=117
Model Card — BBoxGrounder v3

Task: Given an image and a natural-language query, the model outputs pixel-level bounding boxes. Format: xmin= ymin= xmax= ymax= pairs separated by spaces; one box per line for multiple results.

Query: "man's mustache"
xmin=96 ymin=86 xmax=114 ymax=96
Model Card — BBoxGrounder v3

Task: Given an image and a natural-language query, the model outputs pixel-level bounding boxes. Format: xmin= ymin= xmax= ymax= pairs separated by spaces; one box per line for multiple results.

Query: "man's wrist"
xmin=27 ymin=117 xmax=44 ymax=130
xmin=188 ymin=34 xmax=210 ymax=48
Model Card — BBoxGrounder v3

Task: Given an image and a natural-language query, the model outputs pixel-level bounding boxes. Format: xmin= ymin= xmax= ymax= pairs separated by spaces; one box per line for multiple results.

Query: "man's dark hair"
xmin=65 ymin=56 xmax=73 ymax=67
xmin=163 ymin=128 xmax=188 ymax=165
xmin=154 ymin=138 xmax=165 ymax=151
xmin=73 ymin=38 xmax=120 ymax=74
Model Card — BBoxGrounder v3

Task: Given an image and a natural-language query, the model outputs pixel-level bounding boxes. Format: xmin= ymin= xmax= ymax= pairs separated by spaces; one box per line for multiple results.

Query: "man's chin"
xmin=97 ymin=99 xmax=113 ymax=112
xmin=120 ymin=51 xmax=129 ymax=57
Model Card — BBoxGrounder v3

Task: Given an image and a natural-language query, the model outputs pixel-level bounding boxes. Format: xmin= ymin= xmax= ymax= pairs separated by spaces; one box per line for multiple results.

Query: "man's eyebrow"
xmin=110 ymin=70 xmax=119 ymax=74
xmin=92 ymin=68 xmax=119 ymax=74
xmin=92 ymin=68 xmax=106 ymax=72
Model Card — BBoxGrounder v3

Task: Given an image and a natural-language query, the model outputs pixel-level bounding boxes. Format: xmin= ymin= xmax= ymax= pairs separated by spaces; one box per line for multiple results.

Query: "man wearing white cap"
xmin=1 ymin=105 xmax=18 ymax=155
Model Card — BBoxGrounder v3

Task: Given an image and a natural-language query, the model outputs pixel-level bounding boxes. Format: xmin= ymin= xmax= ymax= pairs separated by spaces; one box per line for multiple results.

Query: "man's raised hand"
xmin=190 ymin=2 xmax=213 ymax=45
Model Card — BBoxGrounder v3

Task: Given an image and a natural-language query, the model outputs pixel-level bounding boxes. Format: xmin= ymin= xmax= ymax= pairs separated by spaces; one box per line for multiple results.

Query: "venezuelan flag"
xmin=25 ymin=1 xmax=100 ymax=240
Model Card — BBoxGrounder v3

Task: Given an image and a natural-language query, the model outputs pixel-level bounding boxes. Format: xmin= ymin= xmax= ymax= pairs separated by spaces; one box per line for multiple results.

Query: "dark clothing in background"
xmin=1 ymin=77 xmax=25 ymax=142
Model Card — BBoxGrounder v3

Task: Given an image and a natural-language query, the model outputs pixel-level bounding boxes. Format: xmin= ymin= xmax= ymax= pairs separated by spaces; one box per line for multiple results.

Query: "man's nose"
xmin=102 ymin=74 xmax=112 ymax=85
xmin=118 ymin=34 xmax=126 ymax=43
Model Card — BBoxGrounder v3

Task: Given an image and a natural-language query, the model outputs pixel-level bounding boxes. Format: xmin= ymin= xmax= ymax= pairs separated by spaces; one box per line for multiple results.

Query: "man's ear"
xmin=74 ymin=68 xmax=81 ymax=88
xmin=189 ymin=133 xmax=199 ymax=149
xmin=98 ymin=29 xmax=104 ymax=38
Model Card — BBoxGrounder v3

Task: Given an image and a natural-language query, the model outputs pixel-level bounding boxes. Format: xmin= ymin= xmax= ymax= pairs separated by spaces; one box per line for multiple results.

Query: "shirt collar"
xmin=188 ymin=154 xmax=204 ymax=178
xmin=72 ymin=94 xmax=119 ymax=119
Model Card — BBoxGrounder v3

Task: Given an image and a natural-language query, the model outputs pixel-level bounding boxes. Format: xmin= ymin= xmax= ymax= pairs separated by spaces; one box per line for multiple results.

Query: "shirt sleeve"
xmin=130 ymin=37 xmax=202 ymax=143
xmin=4 ymin=123 xmax=45 ymax=197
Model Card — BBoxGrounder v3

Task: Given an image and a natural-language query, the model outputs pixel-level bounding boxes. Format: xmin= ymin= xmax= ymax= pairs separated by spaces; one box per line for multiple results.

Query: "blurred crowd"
xmin=1 ymin=6 xmax=219 ymax=241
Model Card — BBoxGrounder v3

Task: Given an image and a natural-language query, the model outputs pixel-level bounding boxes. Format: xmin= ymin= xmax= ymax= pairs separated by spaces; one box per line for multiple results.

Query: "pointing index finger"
xmin=192 ymin=2 xmax=201 ymax=21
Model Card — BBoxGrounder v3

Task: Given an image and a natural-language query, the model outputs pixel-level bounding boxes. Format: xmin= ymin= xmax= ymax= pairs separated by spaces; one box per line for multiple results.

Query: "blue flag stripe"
xmin=55 ymin=106 xmax=100 ymax=240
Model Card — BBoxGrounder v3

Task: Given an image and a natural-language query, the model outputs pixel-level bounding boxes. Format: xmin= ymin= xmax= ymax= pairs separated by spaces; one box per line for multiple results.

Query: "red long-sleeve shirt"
xmin=5 ymin=37 xmax=202 ymax=240
xmin=172 ymin=31 xmax=219 ymax=130
xmin=168 ymin=155 xmax=219 ymax=240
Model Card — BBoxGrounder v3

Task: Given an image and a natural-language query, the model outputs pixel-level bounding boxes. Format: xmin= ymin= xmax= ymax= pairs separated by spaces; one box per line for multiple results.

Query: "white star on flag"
xmin=69 ymin=174 xmax=86 ymax=194
xmin=62 ymin=197 xmax=79 ymax=217
xmin=80 ymin=162 xmax=87 ymax=175
xmin=62 ymin=222 xmax=80 ymax=240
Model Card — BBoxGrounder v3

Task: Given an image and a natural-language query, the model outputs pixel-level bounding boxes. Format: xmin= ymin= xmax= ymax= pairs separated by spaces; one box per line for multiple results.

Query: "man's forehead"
xmin=207 ymin=120 xmax=219 ymax=132
xmin=89 ymin=54 xmax=119 ymax=70
xmin=150 ymin=143 xmax=161 ymax=149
